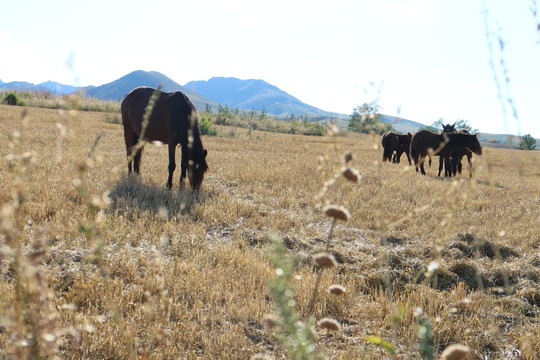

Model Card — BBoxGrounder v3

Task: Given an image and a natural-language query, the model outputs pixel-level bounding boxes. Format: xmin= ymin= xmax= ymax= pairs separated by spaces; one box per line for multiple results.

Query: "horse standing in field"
xmin=381 ymin=132 xmax=399 ymax=163
xmin=449 ymin=147 xmax=473 ymax=176
xmin=382 ymin=132 xmax=413 ymax=165
xmin=394 ymin=132 xmax=413 ymax=165
xmin=438 ymin=125 xmax=474 ymax=177
xmin=121 ymin=87 xmax=208 ymax=189
xmin=448 ymin=130 xmax=474 ymax=177
xmin=410 ymin=130 xmax=482 ymax=176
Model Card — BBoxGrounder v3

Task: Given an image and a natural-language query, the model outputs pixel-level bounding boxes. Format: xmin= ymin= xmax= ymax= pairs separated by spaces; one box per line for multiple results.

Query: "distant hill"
xmin=39 ymin=81 xmax=83 ymax=94
xmin=83 ymin=70 xmax=219 ymax=110
xmin=184 ymin=77 xmax=344 ymax=118
xmin=3 ymin=71 xmax=532 ymax=145
xmin=377 ymin=114 xmax=425 ymax=134
xmin=0 ymin=80 xmax=82 ymax=94
xmin=0 ymin=81 xmax=51 ymax=92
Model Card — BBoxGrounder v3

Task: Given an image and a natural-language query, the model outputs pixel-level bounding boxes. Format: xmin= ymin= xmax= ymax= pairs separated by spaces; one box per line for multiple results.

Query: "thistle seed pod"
xmin=263 ymin=314 xmax=276 ymax=329
xmin=314 ymin=252 xmax=337 ymax=268
xmin=323 ymin=205 xmax=350 ymax=221
xmin=342 ymin=167 xmax=361 ymax=183
xmin=440 ymin=344 xmax=470 ymax=360
xmin=328 ymin=284 xmax=347 ymax=295
xmin=317 ymin=318 xmax=340 ymax=331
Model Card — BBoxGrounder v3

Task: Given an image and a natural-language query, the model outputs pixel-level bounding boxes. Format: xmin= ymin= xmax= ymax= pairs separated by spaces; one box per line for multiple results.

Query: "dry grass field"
xmin=0 ymin=104 xmax=538 ymax=359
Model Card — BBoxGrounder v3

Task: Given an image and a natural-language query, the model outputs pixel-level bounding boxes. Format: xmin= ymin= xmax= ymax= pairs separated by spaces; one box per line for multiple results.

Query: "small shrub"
xmin=4 ymin=92 xmax=24 ymax=106
xmin=199 ymin=114 xmax=218 ymax=136
xmin=519 ymin=134 xmax=536 ymax=150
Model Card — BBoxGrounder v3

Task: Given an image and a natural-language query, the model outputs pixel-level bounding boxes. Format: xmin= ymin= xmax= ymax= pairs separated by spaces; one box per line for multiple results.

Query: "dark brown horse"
xmin=410 ymin=130 xmax=482 ymax=175
xmin=381 ymin=132 xmax=399 ymax=163
xmin=394 ymin=132 xmax=413 ymax=165
xmin=438 ymin=127 xmax=474 ymax=177
xmin=121 ymin=87 xmax=208 ymax=189
xmin=450 ymin=147 xmax=473 ymax=176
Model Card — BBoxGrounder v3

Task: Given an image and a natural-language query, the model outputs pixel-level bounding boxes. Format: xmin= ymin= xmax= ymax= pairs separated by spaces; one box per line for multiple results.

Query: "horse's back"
xmin=397 ymin=133 xmax=412 ymax=146
xmin=412 ymin=130 xmax=446 ymax=155
xmin=121 ymin=87 xmax=195 ymax=144
xmin=121 ymin=87 xmax=157 ymax=137
xmin=382 ymin=132 xmax=399 ymax=147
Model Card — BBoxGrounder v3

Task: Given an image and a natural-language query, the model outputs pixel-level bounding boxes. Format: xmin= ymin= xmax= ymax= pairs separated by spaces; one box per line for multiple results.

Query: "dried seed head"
xmin=318 ymin=318 xmax=340 ymax=331
xmin=343 ymin=152 xmax=353 ymax=164
xmin=440 ymin=344 xmax=470 ymax=360
xmin=263 ymin=314 xmax=276 ymax=329
xmin=323 ymin=205 xmax=350 ymax=221
xmin=328 ymin=284 xmax=347 ymax=295
xmin=250 ymin=354 xmax=272 ymax=360
xmin=342 ymin=167 xmax=361 ymax=183
xmin=314 ymin=252 xmax=337 ymax=268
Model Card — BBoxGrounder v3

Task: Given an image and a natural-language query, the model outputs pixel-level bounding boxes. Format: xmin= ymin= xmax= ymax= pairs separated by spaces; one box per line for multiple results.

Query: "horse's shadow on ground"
xmin=428 ymin=175 xmax=506 ymax=189
xmin=107 ymin=176 xmax=206 ymax=220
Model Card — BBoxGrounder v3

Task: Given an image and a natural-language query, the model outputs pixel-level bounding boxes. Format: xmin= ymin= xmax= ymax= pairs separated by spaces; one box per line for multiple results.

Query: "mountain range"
xmin=1 ymin=70 xmax=419 ymax=130
xmin=1 ymin=72 xmax=525 ymax=145
xmin=184 ymin=77 xmax=344 ymax=118
xmin=1 ymin=71 xmax=348 ymax=118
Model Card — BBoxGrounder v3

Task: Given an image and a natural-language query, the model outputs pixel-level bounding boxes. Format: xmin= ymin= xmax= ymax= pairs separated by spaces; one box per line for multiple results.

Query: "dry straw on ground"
xmin=0 ymin=104 xmax=538 ymax=359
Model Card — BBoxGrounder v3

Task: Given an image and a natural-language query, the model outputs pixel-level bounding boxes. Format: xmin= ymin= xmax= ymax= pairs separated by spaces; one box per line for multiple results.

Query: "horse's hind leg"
xmin=131 ymin=133 xmax=143 ymax=174
xmin=167 ymin=143 xmax=176 ymax=189
xmin=124 ymin=130 xmax=143 ymax=175
xmin=179 ymin=143 xmax=188 ymax=187
xmin=419 ymin=155 xmax=427 ymax=175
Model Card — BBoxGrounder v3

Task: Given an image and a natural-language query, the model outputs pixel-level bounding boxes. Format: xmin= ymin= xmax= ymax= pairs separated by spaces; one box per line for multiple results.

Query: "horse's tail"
xmin=410 ymin=140 xmax=416 ymax=160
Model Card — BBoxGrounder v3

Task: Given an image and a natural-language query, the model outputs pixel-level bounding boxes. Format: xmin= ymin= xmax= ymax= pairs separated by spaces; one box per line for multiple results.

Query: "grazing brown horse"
xmin=410 ymin=130 xmax=482 ymax=176
xmin=381 ymin=132 xmax=399 ymax=163
xmin=121 ymin=87 xmax=208 ymax=189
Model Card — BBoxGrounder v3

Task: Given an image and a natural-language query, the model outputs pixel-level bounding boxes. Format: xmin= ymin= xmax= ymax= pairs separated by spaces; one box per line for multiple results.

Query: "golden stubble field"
xmin=0 ymin=104 xmax=539 ymax=359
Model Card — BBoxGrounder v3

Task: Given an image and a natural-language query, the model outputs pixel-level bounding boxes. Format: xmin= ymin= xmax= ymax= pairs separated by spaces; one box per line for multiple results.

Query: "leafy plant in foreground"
xmin=266 ymin=235 xmax=325 ymax=360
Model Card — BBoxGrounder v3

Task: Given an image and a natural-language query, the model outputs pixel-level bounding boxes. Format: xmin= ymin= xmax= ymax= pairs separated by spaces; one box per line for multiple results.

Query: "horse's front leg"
xmin=179 ymin=144 xmax=188 ymax=187
xmin=437 ymin=156 xmax=444 ymax=176
xmin=445 ymin=156 xmax=452 ymax=177
xmin=167 ymin=143 xmax=176 ymax=189
xmin=466 ymin=153 xmax=472 ymax=178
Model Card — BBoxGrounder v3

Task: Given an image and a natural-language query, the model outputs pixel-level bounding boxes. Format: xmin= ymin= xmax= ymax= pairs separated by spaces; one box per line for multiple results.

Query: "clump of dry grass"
xmin=1 ymin=110 xmax=60 ymax=358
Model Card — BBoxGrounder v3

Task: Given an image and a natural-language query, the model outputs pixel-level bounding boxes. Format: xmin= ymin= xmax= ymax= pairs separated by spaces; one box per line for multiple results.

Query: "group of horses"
xmin=120 ymin=86 xmax=483 ymax=190
xmin=382 ymin=124 xmax=483 ymax=177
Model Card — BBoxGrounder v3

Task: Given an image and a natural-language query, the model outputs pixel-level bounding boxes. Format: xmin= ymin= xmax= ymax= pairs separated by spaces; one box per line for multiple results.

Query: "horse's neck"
xmin=189 ymin=126 xmax=204 ymax=151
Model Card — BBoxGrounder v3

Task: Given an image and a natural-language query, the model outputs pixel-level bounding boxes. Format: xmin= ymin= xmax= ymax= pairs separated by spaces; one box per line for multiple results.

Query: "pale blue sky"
xmin=1 ymin=0 xmax=539 ymax=137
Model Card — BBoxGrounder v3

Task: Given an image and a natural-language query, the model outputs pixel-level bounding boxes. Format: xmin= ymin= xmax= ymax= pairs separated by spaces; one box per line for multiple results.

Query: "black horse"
xmin=382 ymin=132 xmax=412 ymax=165
xmin=121 ymin=87 xmax=208 ymax=189
xmin=438 ymin=125 xmax=474 ymax=177
xmin=381 ymin=132 xmax=399 ymax=163
xmin=394 ymin=132 xmax=413 ymax=165
xmin=410 ymin=130 xmax=482 ymax=176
